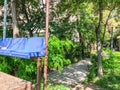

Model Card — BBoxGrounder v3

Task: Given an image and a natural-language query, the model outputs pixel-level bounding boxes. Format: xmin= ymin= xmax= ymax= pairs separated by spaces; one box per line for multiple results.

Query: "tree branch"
xmin=102 ymin=5 xmax=116 ymax=45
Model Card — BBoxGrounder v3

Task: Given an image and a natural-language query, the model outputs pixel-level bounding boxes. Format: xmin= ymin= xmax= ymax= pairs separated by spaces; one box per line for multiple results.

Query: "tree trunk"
xmin=11 ymin=0 xmax=19 ymax=38
xmin=21 ymin=1 xmax=33 ymax=37
xmin=96 ymin=0 xmax=103 ymax=77
xmin=110 ymin=27 xmax=114 ymax=50
xmin=29 ymin=30 xmax=34 ymax=37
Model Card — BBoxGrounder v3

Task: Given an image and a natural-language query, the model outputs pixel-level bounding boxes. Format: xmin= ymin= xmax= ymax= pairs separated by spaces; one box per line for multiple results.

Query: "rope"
xmin=3 ymin=0 xmax=8 ymax=39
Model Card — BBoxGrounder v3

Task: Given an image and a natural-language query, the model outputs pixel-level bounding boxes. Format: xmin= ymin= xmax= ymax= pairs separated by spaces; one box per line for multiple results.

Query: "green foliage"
xmin=47 ymin=84 xmax=70 ymax=90
xmin=0 ymin=27 xmax=3 ymax=38
xmin=48 ymin=36 xmax=75 ymax=71
xmin=0 ymin=0 xmax=120 ymax=89
xmin=0 ymin=56 xmax=36 ymax=83
xmin=88 ymin=50 xmax=120 ymax=89
xmin=87 ymin=54 xmax=98 ymax=81
xmin=50 ymin=3 xmax=97 ymax=60
xmin=15 ymin=58 xmax=37 ymax=83
xmin=102 ymin=50 xmax=120 ymax=75
xmin=96 ymin=75 xmax=120 ymax=90
xmin=0 ymin=0 xmax=4 ymax=4
xmin=0 ymin=56 xmax=12 ymax=73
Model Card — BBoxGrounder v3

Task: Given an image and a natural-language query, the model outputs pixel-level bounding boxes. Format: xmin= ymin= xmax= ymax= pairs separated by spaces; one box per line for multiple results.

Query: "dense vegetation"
xmin=0 ymin=0 xmax=120 ymax=89
xmin=88 ymin=50 xmax=120 ymax=90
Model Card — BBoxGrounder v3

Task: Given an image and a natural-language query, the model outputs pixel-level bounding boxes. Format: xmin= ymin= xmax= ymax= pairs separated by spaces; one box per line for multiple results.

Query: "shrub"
xmin=48 ymin=36 xmax=75 ymax=71
xmin=87 ymin=53 xmax=98 ymax=81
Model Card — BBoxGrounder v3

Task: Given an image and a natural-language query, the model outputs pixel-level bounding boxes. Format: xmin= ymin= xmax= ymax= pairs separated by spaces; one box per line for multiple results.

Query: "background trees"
xmin=0 ymin=0 xmax=120 ymax=89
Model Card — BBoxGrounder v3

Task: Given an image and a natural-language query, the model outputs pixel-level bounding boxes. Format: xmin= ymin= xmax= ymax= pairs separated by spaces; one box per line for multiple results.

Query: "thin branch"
xmin=102 ymin=5 xmax=116 ymax=45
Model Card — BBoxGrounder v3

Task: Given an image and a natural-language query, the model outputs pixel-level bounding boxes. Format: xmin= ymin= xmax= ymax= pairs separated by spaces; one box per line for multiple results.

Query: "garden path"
xmin=48 ymin=58 xmax=92 ymax=86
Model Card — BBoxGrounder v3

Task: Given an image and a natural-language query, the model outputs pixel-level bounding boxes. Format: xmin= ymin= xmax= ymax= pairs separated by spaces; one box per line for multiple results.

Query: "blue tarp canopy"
xmin=0 ymin=37 xmax=45 ymax=59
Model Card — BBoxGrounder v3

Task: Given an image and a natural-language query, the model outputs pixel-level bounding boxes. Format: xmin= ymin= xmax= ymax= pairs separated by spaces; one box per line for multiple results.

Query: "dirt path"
xmin=48 ymin=59 xmax=104 ymax=90
xmin=48 ymin=59 xmax=91 ymax=86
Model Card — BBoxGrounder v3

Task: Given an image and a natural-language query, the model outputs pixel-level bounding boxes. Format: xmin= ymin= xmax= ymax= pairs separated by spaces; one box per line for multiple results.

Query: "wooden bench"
xmin=0 ymin=72 xmax=34 ymax=90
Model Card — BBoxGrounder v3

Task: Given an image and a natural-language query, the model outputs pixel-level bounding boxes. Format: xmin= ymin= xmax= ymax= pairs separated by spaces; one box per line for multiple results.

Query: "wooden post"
xmin=36 ymin=57 xmax=42 ymax=90
xmin=44 ymin=0 xmax=49 ymax=90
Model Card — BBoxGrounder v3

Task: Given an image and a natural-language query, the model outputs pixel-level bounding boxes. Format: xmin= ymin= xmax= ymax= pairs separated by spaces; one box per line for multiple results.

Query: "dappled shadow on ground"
xmin=96 ymin=75 xmax=120 ymax=90
xmin=71 ymin=83 xmax=104 ymax=90
xmin=48 ymin=59 xmax=92 ymax=86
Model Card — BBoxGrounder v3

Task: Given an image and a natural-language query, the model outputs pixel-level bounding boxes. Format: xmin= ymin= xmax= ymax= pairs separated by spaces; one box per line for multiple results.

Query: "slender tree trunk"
xmin=29 ymin=30 xmax=34 ymax=37
xmin=11 ymin=0 xmax=19 ymax=38
xmin=21 ymin=1 xmax=33 ymax=37
xmin=102 ymin=5 xmax=115 ymax=46
xmin=110 ymin=27 xmax=114 ymax=50
xmin=96 ymin=0 xmax=103 ymax=77
xmin=21 ymin=0 xmax=29 ymax=22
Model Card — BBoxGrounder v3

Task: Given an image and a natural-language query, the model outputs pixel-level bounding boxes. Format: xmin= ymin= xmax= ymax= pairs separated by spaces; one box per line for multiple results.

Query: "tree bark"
xmin=96 ymin=0 xmax=103 ymax=77
xmin=11 ymin=0 xmax=19 ymax=38
xmin=110 ymin=27 xmax=114 ymax=50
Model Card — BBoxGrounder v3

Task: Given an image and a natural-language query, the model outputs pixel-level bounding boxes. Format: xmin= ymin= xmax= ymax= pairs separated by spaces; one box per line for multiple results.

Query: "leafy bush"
xmin=102 ymin=51 xmax=120 ymax=75
xmin=0 ymin=56 xmax=36 ymax=83
xmin=48 ymin=36 xmax=75 ymax=71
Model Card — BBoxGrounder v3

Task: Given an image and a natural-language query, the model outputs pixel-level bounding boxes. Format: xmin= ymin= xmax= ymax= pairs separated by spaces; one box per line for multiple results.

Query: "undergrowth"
xmin=87 ymin=49 xmax=120 ymax=90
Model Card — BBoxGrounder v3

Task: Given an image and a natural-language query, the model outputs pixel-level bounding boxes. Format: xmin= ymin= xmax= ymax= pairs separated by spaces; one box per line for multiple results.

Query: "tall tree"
xmin=95 ymin=0 xmax=120 ymax=76
xmin=96 ymin=0 xmax=103 ymax=76
xmin=11 ymin=0 xmax=19 ymax=38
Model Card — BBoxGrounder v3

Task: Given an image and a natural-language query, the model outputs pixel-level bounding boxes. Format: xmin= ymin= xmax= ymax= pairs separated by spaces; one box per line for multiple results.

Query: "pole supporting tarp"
xmin=3 ymin=0 xmax=8 ymax=39
xmin=44 ymin=0 xmax=49 ymax=90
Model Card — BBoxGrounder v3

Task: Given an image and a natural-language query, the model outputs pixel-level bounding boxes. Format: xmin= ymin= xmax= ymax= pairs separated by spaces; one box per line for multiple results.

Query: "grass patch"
xmin=96 ymin=75 xmax=120 ymax=90
xmin=47 ymin=84 xmax=70 ymax=90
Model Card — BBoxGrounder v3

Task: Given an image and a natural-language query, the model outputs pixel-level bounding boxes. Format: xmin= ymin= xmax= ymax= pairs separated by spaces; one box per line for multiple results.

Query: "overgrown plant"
xmin=48 ymin=36 xmax=76 ymax=71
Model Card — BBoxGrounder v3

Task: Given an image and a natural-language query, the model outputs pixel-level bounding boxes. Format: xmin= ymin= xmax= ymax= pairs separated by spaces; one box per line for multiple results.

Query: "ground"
xmin=48 ymin=59 xmax=104 ymax=90
xmin=71 ymin=83 xmax=104 ymax=90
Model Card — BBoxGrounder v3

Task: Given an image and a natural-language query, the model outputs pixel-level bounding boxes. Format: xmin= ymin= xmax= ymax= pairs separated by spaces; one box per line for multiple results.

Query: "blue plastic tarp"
xmin=0 ymin=37 xmax=46 ymax=59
